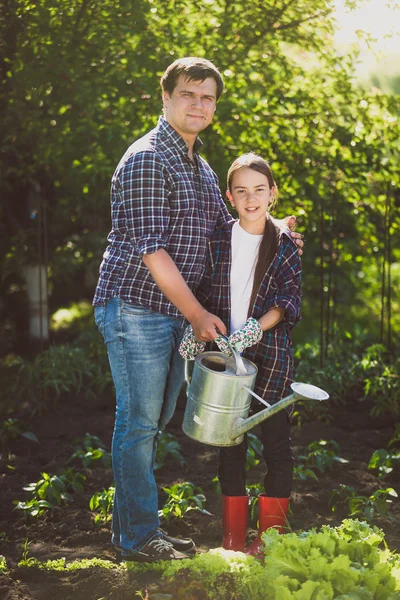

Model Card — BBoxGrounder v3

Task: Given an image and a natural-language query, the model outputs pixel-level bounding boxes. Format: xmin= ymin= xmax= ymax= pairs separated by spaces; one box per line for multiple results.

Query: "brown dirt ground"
xmin=1 ymin=388 xmax=399 ymax=600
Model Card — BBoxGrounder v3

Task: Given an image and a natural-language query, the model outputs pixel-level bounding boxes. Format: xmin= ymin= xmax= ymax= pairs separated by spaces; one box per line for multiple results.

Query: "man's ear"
xmin=162 ymin=90 xmax=170 ymax=110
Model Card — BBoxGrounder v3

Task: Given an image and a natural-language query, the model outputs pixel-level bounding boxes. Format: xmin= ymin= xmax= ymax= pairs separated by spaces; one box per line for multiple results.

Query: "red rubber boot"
xmin=221 ymin=495 xmax=249 ymax=551
xmin=246 ymin=495 xmax=290 ymax=556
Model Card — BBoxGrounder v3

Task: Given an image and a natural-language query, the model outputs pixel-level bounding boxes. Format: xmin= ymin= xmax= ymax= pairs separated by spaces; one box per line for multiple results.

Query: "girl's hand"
xmin=215 ymin=335 xmax=233 ymax=356
xmin=179 ymin=325 xmax=206 ymax=360
xmin=229 ymin=318 xmax=263 ymax=353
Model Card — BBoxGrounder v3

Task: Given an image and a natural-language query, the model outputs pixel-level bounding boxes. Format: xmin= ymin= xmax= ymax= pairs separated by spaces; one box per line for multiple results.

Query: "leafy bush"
xmin=161 ymin=520 xmax=400 ymax=600
xmin=0 ymin=331 xmax=112 ymax=414
xmin=354 ymin=344 xmax=400 ymax=418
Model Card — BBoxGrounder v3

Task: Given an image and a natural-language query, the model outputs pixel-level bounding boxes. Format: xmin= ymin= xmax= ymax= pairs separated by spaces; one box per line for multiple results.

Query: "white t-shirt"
xmin=230 ymin=221 xmax=262 ymax=333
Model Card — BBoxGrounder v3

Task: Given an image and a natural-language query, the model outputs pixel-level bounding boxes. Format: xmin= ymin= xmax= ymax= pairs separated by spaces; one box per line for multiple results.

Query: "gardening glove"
xmin=214 ymin=335 xmax=233 ymax=357
xmin=228 ymin=318 xmax=263 ymax=353
xmin=179 ymin=325 xmax=206 ymax=360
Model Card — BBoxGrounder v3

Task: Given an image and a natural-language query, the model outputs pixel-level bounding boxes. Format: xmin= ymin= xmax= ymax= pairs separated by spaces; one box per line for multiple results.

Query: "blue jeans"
xmin=94 ymin=298 xmax=185 ymax=553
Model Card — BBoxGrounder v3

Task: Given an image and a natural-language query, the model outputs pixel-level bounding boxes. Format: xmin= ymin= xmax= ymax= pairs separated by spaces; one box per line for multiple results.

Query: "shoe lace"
xmin=151 ymin=537 xmax=173 ymax=553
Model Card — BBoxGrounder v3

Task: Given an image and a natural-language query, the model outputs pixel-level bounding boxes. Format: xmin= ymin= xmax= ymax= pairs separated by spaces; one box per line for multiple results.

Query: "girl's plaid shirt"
xmin=196 ymin=221 xmax=302 ymax=403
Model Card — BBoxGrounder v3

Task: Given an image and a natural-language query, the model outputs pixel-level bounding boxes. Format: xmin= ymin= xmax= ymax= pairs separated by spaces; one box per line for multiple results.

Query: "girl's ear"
xmin=226 ymin=190 xmax=235 ymax=207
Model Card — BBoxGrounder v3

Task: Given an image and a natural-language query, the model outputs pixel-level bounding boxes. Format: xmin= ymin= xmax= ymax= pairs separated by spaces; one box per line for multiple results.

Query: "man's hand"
xmin=190 ymin=308 xmax=227 ymax=342
xmin=285 ymin=215 xmax=304 ymax=256
xmin=273 ymin=215 xmax=304 ymax=256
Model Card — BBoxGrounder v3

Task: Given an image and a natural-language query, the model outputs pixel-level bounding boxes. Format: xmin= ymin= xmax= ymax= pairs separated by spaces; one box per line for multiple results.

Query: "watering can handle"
xmin=217 ymin=333 xmax=248 ymax=376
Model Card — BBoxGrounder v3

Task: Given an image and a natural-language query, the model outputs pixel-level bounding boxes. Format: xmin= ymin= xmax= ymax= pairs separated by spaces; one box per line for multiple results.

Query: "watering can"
xmin=182 ymin=341 xmax=329 ymax=447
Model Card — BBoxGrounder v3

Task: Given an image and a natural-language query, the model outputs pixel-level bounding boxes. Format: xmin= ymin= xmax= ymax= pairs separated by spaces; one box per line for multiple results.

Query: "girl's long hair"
xmin=227 ymin=153 xmax=279 ymax=316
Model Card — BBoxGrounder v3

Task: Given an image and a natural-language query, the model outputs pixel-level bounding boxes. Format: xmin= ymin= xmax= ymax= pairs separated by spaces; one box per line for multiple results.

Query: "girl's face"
xmin=227 ymin=167 xmax=275 ymax=234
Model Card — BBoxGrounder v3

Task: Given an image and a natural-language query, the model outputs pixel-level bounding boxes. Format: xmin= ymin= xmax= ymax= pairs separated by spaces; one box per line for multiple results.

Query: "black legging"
xmin=218 ymin=405 xmax=294 ymax=498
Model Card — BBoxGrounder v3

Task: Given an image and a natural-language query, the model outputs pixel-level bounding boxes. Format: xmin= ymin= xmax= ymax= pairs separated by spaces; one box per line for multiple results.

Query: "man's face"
xmin=163 ymin=75 xmax=217 ymax=142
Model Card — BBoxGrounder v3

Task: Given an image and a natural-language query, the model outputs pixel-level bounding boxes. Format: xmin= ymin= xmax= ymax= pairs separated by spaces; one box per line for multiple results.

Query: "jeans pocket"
xmin=94 ymin=306 xmax=106 ymax=338
xmin=120 ymin=301 xmax=154 ymax=316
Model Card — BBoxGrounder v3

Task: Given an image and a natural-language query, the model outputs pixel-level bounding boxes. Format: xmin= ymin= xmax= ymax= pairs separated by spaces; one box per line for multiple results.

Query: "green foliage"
xmin=158 ymin=481 xmax=212 ymax=521
xmin=330 ymin=484 xmax=398 ymax=522
xmin=298 ymin=439 xmax=349 ymax=477
xmin=0 ymin=330 xmax=112 ymax=414
xmin=154 ymin=432 xmax=185 ymax=471
xmin=1 ymin=0 xmax=399 ymax=350
xmin=89 ymin=486 xmax=115 ymax=527
xmin=161 ymin=520 xmax=400 ymax=600
xmin=18 ymin=555 xmax=121 ymax=571
xmin=14 ymin=469 xmax=86 ymax=518
xmin=245 ymin=432 xmax=263 ymax=472
xmin=368 ymin=425 xmax=400 ymax=478
xmin=69 ymin=433 xmax=111 ymax=469
xmin=355 ymin=344 xmax=400 ymax=418
xmin=0 ymin=417 xmax=38 ymax=448
xmin=294 ymin=341 xmax=360 ymax=409
xmin=0 ymin=554 xmax=8 ymax=574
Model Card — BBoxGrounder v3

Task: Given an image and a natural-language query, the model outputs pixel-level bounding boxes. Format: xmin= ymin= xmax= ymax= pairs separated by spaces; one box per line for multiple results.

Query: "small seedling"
xmin=159 ymin=481 xmax=212 ymax=521
xmin=69 ymin=433 xmax=111 ymax=469
xmin=89 ymin=486 xmax=115 ymax=526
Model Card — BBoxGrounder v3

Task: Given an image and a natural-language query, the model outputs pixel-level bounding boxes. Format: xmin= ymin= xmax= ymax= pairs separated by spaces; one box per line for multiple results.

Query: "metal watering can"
xmin=182 ymin=339 xmax=329 ymax=447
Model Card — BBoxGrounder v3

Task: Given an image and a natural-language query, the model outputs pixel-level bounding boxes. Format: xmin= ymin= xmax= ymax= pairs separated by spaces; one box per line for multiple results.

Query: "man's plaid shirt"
xmin=196 ymin=221 xmax=302 ymax=404
xmin=93 ymin=117 xmax=232 ymax=319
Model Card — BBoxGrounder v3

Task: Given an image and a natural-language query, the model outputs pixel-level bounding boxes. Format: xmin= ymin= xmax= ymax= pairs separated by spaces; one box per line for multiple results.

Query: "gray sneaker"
xmin=158 ymin=528 xmax=196 ymax=556
xmin=121 ymin=535 xmax=188 ymax=563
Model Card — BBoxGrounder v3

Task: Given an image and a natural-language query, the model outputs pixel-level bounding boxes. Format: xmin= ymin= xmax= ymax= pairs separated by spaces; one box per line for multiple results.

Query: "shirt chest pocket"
xmin=167 ymin=171 xmax=197 ymax=216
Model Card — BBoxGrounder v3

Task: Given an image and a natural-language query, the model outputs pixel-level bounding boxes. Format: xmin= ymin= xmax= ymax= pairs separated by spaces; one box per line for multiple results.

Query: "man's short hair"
xmin=160 ymin=57 xmax=224 ymax=100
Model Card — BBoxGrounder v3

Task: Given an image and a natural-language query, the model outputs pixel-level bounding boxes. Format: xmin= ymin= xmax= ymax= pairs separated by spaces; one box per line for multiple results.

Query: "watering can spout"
xmin=230 ymin=382 xmax=329 ymax=441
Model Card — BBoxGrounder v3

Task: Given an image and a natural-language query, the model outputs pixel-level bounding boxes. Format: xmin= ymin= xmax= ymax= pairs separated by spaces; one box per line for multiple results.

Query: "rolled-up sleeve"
xmin=264 ymin=235 xmax=302 ymax=327
xmin=117 ymin=150 xmax=170 ymax=256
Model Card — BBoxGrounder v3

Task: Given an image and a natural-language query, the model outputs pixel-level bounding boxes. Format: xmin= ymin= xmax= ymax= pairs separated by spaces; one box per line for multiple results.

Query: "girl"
xmin=179 ymin=153 xmax=302 ymax=555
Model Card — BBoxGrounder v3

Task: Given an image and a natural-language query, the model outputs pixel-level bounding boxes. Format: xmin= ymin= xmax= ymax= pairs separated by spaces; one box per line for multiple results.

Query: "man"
xmin=93 ymin=57 xmax=303 ymax=563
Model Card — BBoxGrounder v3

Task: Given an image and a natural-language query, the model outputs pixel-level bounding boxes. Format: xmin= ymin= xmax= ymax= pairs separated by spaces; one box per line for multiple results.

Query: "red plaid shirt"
xmin=196 ymin=221 xmax=302 ymax=402
xmin=93 ymin=117 xmax=233 ymax=319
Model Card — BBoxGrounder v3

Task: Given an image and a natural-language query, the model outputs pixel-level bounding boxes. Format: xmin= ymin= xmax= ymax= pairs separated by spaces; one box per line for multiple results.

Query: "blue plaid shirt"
xmin=93 ymin=117 xmax=233 ymax=319
xmin=197 ymin=221 xmax=302 ymax=403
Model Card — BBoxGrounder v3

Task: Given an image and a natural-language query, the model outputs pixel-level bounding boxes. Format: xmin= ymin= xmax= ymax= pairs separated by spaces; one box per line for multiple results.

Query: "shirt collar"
xmin=157 ymin=116 xmax=203 ymax=156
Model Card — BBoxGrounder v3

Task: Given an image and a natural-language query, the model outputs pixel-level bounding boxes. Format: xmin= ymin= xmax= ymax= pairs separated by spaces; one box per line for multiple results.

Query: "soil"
xmin=1 ymin=388 xmax=399 ymax=600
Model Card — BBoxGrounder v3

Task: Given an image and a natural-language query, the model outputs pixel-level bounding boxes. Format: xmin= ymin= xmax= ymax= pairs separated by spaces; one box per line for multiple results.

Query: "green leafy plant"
xmin=154 ymin=432 xmax=185 ymax=471
xmin=69 ymin=433 xmax=111 ymax=469
xmin=368 ymin=425 xmax=400 ymax=478
xmin=161 ymin=520 xmax=400 ymax=600
xmin=294 ymin=439 xmax=348 ymax=481
xmin=159 ymin=481 xmax=212 ymax=521
xmin=14 ymin=469 xmax=86 ymax=518
xmin=89 ymin=486 xmax=115 ymax=526
xmin=330 ymin=483 xmax=398 ymax=521
xmin=293 ymin=463 xmax=319 ymax=481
